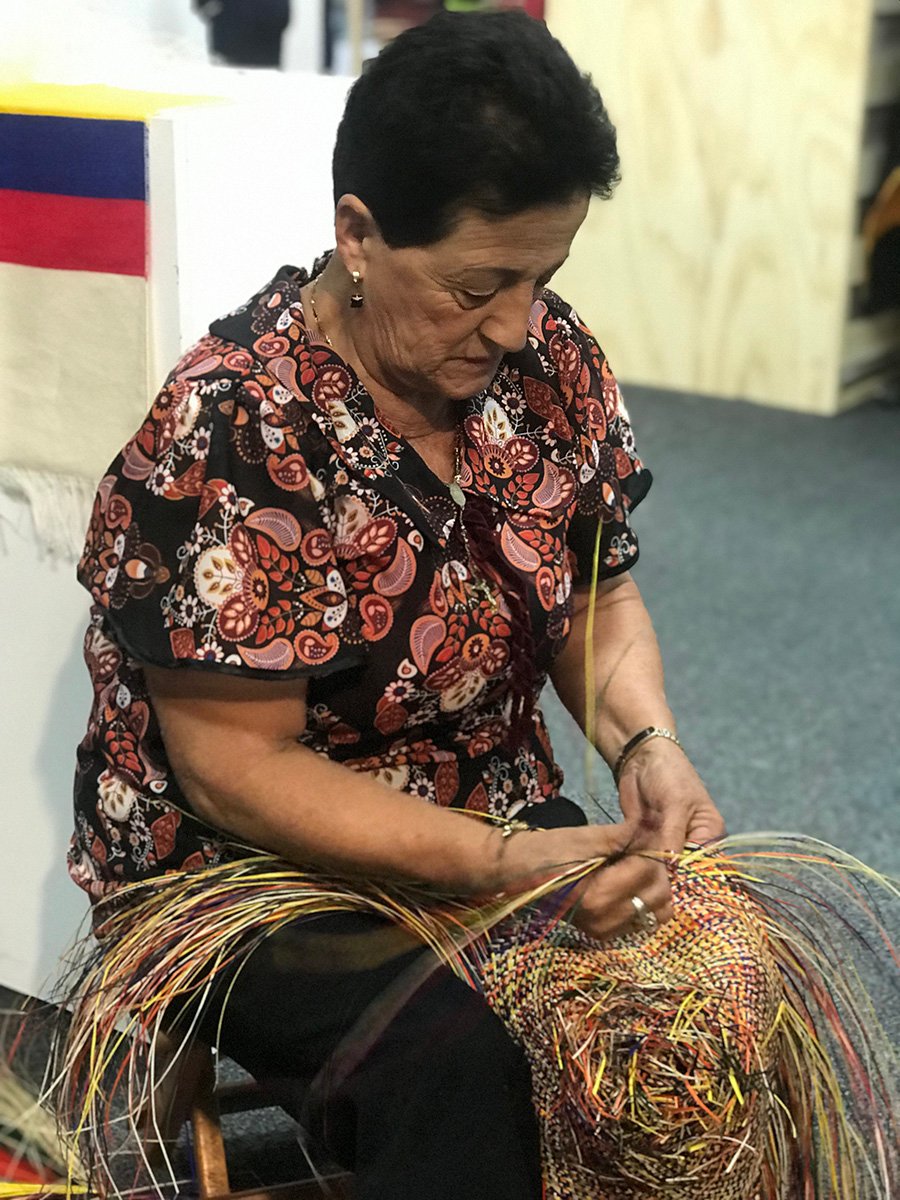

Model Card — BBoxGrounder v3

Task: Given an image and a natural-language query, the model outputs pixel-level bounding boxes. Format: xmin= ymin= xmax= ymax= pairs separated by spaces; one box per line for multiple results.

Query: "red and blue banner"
xmin=0 ymin=113 xmax=147 ymax=276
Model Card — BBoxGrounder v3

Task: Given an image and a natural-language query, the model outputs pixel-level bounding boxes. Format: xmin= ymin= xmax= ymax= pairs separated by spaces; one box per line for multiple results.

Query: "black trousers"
xmin=190 ymin=798 xmax=585 ymax=1200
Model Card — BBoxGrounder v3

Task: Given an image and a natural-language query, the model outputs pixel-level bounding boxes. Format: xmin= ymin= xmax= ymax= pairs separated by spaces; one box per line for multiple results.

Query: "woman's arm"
xmin=146 ymin=665 xmax=503 ymax=891
xmin=550 ymin=572 xmax=725 ymax=852
xmin=552 ymin=573 xmax=673 ymax=762
xmin=144 ymin=665 xmax=675 ymax=937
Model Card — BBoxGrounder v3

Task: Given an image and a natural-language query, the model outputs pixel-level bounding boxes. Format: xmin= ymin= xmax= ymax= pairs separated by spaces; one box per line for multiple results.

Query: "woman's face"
xmin=347 ymin=193 xmax=591 ymax=404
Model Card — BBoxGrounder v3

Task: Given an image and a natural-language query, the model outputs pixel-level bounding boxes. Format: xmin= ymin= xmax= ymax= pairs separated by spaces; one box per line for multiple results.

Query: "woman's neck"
xmin=307 ymin=259 xmax=455 ymax=441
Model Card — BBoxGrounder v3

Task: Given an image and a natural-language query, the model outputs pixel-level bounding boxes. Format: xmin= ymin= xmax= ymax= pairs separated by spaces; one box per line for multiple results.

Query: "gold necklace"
xmin=308 ymin=280 xmax=334 ymax=349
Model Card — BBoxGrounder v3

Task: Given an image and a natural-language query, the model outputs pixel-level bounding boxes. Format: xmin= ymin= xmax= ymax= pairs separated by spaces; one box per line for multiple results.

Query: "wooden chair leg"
xmin=188 ymin=1046 xmax=231 ymax=1200
xmin=141 ymin=1035 xmax=355 ymax=1199
xmin=140 ymin=1032 xmax=211 ymax=1166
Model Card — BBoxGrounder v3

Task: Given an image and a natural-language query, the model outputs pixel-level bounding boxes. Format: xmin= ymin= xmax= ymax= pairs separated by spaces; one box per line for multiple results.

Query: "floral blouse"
xmin=70 ymin=261 xmax=651 ymax=900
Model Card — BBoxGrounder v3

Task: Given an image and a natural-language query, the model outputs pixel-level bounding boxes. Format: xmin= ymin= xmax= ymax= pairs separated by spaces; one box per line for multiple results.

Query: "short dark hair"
xmin=332 ymin=11 xmax=620 ymax=248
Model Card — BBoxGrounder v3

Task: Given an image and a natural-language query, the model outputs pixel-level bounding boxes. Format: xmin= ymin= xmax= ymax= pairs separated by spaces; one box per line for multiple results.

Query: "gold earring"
xmin=349 ymin=270 xmax=364 ymax=309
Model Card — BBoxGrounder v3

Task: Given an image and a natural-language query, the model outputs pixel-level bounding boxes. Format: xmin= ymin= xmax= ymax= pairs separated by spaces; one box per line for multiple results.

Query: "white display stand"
xmin=148 ymin=72 xmax=352 ymax=390
xmin=0 ymin=70 xmax=350 ymax=1000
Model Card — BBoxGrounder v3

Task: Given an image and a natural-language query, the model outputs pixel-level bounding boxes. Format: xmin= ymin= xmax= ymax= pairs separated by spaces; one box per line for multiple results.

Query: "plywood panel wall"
xmin=546 ymin=0 xmax=873 ymax=413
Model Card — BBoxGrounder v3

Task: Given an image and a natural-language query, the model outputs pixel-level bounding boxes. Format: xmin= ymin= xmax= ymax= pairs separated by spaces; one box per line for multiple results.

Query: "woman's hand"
xmin=495 ymin=740 xmax=726 ymax=942
xmin=617 ymin=737 xmax=726 ymax=850
xmin=495 ymin=819 xmax=677 ymax=942
xmin=548 ymin=565 xmax=728 ymax=936
xmin=601 ymin=738 xmax=726 ymax=935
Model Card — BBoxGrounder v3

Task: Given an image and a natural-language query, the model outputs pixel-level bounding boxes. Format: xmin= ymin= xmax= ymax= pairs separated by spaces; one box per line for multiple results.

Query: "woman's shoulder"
xmin=528 ymin=287 xmax=606 ymax=355
xmin=145 ymin=260 xmax=359 ymax=468
xmin=502 ymin=287 xmax=614 ymax=424
xmin=533 ymin=286 xmax=581 ymax=327
xmin=508 ymin=288 xmax=609 ymax=388
xmin=208 ymin=263 xmax=311 ymax=355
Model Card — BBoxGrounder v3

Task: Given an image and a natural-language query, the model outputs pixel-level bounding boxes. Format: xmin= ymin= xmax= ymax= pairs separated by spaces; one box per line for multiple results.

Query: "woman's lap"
xmin=182 ymin=800 xmax=585 ymax=1197
xmin=191 ymin=910 xmax=542 ymax=1199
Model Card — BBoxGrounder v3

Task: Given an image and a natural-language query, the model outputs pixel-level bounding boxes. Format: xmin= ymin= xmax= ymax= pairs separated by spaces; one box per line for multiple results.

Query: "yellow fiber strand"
xmin=0 ymin=1188 xmax=88 ymax=1198
xmin=582 ymin=517 xmax=604 ymax=794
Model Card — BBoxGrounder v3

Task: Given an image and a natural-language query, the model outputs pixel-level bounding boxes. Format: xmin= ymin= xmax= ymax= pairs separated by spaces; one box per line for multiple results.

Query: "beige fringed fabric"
xmin=0 ymin=262 xmax=149 ymax=559
xmin=0 ymin=467 xmax=98 ymax=560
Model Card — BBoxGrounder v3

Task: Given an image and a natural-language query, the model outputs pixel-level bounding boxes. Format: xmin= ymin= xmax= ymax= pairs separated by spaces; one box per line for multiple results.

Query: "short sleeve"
xmin=551 ymin=305 xmax=653 ymax=584
xmin=77 ymin=335 xmax=364 ymax=678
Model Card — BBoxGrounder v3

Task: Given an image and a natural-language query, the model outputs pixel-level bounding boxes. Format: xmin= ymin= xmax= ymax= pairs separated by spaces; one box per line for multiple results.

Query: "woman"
xmin=72 ymin=11 xmax=730 ymax=1197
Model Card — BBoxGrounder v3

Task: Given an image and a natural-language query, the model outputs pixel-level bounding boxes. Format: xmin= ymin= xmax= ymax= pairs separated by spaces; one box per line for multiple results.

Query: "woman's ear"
xmin=334 ymin=194 xmax=380 ymax=277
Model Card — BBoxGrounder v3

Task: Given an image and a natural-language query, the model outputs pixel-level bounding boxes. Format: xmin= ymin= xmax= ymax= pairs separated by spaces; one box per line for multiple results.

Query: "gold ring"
xmin=630 ymin=895 xmax=659 ymax=933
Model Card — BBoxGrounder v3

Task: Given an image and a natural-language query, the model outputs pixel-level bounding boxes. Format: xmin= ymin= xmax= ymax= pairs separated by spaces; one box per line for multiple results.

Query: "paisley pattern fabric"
xmin=70 ymin=260 xmax=651 ymax=900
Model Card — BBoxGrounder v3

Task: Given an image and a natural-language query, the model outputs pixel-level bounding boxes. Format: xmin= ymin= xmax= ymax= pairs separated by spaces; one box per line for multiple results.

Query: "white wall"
xmin=0 ymin=491 xmax=94 ymax=996
xmin=284 ymin=0 xmax=327 ymax=73
xmin=1 ymin=0 xmax=206 ymax=82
